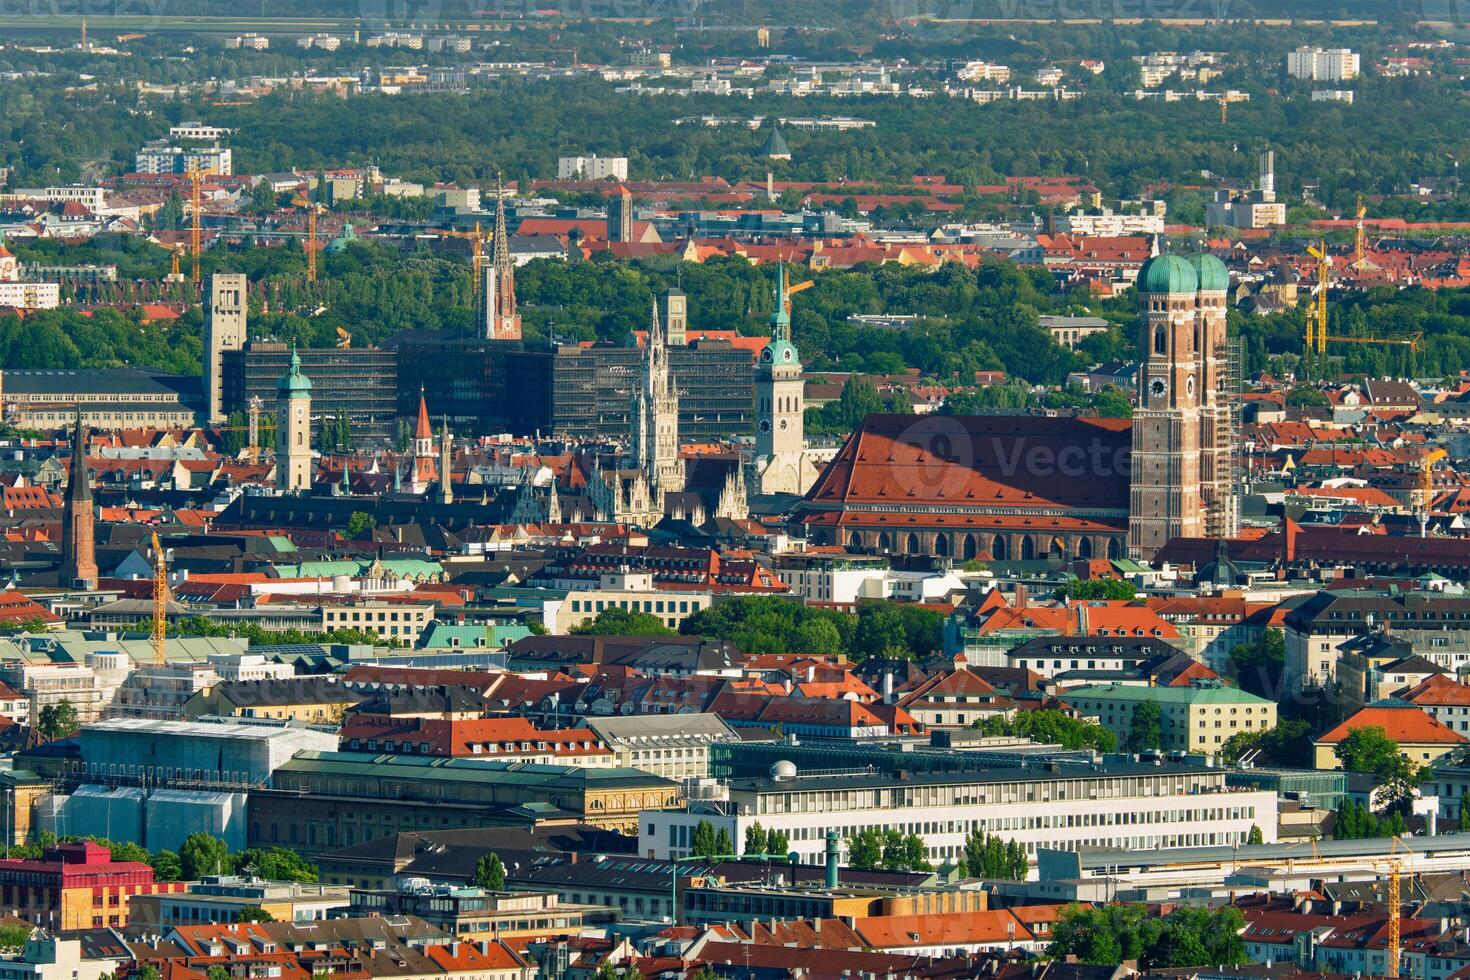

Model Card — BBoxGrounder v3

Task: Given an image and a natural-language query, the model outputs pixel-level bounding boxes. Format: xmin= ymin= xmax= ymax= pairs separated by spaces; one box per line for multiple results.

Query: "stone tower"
xmin=275 ymin=346 xmax=313 ymax=493
xmin=437 ymin=418 xmax=454 ymax=505
xmin=751 ymin=265 xmax=816 ymax=497
xmin=484 ymin=177 xmax=522 ymax=340
xmin=630 ymin=300 xmax=684 ymax=497
xmin=1129 ymin=253 xmax=1236 ymax=560
xmin=60 ymin=411 xmax=98 ymax=589
xmin=203 ymin=273 xmax=247 ymax=423
xmin=608 ymin=185 xmax=633 ymax=244
xmin=660 ymin=289 xmax=688 ymax=346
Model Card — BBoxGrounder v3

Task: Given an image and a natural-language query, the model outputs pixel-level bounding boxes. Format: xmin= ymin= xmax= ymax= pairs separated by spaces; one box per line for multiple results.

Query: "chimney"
xmin=767 ymin=171 xmax=775 ymax=202
xmin=1014 ymin=583 xmax=1027 ymax=610
xmin=882 ymin=672 xmax=895 ymax=705
xmin=825 ymin=830 xmax=840 ymax=890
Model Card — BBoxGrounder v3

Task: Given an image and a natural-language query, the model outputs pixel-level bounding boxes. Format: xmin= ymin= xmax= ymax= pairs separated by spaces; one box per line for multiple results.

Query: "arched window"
xmin=1108 ymin=538 xmax=1123 ymax=560
xmin=1021 ymin=537 xmax=1036 ymax=561
xmin=878 ymin=532 xmax=892 ymax=551
xmin=992 ymin=536 xmax=1007 ymax=561
xmin=962 ymin=534 xmax=977 ymax=561
xmin=905 ymin=533 xmax=920 ymax=554
xmin=1154 ymin=326 xmax=1167 ymax=355
xmin=934 ymin=535 xmax=949 ymax=557
xmin=1077 ymin=537 xmax=1093 ymax=559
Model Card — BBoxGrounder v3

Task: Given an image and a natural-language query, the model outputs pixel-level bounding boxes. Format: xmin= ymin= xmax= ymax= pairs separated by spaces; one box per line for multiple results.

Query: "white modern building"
xmin=134 ymin=141 xmax=233 ymax=176
xmin=557 ymin=155 xmax=629 ymax=182
xmin=1287 ymin=46 xmax=1360 ymax=82
xmin=169 ymin=122 xmax=234 ymax=142
xmin=639 ymin=762 xmax=1278 ymax=869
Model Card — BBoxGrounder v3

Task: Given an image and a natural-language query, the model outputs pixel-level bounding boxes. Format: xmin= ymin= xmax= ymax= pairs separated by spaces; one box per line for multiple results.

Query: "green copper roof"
xmin=1188 ymin=253 xmax=1230 ymax=292
xmin=325 ymin=221 xmax=357 ymax=254
xmin=1136 ymin=253 xmax=1198 ymax=295
xmin=277 ymin=347 xmax=312 ymax=397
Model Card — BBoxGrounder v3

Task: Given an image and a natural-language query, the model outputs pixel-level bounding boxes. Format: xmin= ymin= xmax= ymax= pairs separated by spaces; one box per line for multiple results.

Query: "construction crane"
xmin=1383 ymin=834 xmax=1414 ymax=978
xmin=1419 ymin=446 xmax=1449 ymax=534
xmin=1304 ymin=242 xmax=1421 ymax=374
xmin=336 ymin=327 xmax=351 ymax=349
xmin=186 ymin=163 xmax=214 ymax=288
xmin=784 ymin=277 xmax=814 ymax=318
xmin=1219 ymin=95 xmax=1228 ymax=126
xmin=247 ymin=396 xmax=262 ymax=465
xmin=116 ymin=32 xmax=146 ymax=42
xmin=1305 ymin=241 xmax=1331 ymax=361
xmin=306 ymin=205 xmax=320 ymax=284
xmin=440 ymin=223 xmax=487 ymax=307
xmin=1354 ymin=194 xmax=1368 ymax=269
xmin=150 ymin=532 xmax=168 ymax=668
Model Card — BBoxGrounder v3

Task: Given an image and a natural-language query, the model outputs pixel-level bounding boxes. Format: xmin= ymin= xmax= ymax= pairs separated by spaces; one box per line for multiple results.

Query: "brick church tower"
xmin=1128 ymin=252 xmax=1235 ymax=561
xmin=60 ymin=412 xmax=98 ymax=588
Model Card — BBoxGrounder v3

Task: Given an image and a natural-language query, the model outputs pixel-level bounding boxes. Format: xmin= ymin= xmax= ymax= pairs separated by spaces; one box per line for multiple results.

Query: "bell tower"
xmin=275 ymin=346 xmax=313 ymax=493
xmin=752 ymin=265 xmax=815 ymax=497
xmin=1129 ymin=254 xmax=1206 ymax=560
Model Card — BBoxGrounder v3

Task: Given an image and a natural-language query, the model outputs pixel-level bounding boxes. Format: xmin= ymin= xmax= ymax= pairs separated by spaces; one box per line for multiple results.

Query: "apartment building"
xmin=1287 ymin=46 xmax=1360 ymax=81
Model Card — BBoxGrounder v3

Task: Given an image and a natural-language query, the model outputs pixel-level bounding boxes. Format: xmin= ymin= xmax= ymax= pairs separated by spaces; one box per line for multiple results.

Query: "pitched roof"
xmin=1317 ymin=704 xmax=1469 ymax=746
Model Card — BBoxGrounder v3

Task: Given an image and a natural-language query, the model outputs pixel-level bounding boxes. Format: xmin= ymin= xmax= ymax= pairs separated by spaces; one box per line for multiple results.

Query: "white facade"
xmin=1055 ymin=210 xmax=1166 ymax=237
xmin=1287 ymin=47 xmax=1359 ymax=81
xmin=557 ymin=155 xmax=629 ymax=181
xmin=134 ymin=143 xmax=233 ymax=176
xmin=169 ymin=123 xmax=232 ymax=142
xmin=640 ymin=767 xmax=1277 ymax=868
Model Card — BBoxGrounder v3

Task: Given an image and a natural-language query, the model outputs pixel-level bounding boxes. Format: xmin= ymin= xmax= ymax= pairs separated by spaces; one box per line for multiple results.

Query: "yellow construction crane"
xmin=306 ymin=206 xmax=320 ymax=284
xmin=186 ymin=164 xmax=215 ymax=288
xmin=1383 ymin=834 xmax=1414 ymax=978
xmin=116 ymin=32 xmax=146 ymax=42
xmin=1418 ymin=446 xmax=1449 ymax=533
xmin=1305 ymin=241 xmax=1330 ymax=359
xmin=1220 ymin=95 xmax=1228 ymax=126
xmin=1354 ymin=194 xmax=1368 ymax=269
xmin=150 ymin=532 xmax=168 ymax=668
xmin=336 ymin=326 xmax=351 ymax=349
xmin=440 ymin=224 xmax=487 ymax=302
xmin=784 ymin=277 xmax=814 ymax=318
xmin=1304 ymin=242 xmax=1421 ymax=373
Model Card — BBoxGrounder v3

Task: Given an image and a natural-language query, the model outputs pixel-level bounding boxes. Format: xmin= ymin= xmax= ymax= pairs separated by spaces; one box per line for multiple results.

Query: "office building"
xmin=552 ymin=340 xmax=754 ymax=441
xmin=641 ymin=760 xmax=1276 ymax=866
xmin=222 ymin=341 xmax=398 ymax=446
xmin=1062 ymin=681 xmax=1278 ymax=754
xmin=392 ymin=334 xmax=553 ymax=437
xmin=0 ymin=841 xmax=186 ymax=930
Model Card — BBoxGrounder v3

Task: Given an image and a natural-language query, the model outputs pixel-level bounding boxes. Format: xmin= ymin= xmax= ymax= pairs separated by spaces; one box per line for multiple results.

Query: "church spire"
xmin=486 ymin=173 xmax=522 ymax=340
xmin=61 ymin=409 xmax=98 ymax=589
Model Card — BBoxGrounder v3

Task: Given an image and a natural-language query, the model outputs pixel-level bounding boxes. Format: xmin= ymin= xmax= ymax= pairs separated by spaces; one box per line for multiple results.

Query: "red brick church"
xmin=794 ymin=252 xmax=1236 ymax=564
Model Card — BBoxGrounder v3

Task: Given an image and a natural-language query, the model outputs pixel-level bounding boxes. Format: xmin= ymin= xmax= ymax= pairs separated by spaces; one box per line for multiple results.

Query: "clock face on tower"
xmin=778 ymin=419 xmax=789 ymax=431
xmin=758 ymin=419 xmax=772 ymax=433
xmin=295 ymin=406 xmax=304 ymax=419
xmin=782 ymin=348 xmax=794 ymax=362
xmin=1148 ymin=377 xmax=1168 ymax=400
xmin=760 ymin=347 xmax=773 ymax=363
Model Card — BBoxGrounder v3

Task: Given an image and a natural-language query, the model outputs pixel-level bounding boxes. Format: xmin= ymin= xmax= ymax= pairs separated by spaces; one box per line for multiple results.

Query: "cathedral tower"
xmin=751 ymin=265 xmax=816 ymax=497
xmin=630 ymin=299 xmax=684 ymax=496
xmin=1129 ymin=253 xmax=1236 ymax=560
xmin=60 ymin=411 xmax=98 ymax=589
xmin=484 ymin=177 xmax=522 ymax=340
xmin=275 ymin=347 xmax=313 ymax=493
